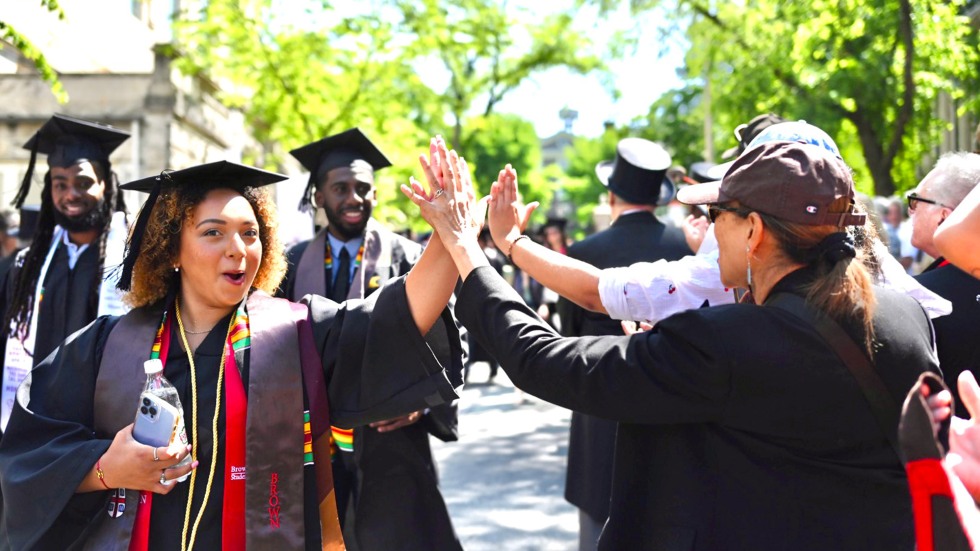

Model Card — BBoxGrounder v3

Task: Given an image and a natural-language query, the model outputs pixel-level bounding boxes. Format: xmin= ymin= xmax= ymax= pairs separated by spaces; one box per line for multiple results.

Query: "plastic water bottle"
xmin=137 ymin=359 xmax=192 ymax=482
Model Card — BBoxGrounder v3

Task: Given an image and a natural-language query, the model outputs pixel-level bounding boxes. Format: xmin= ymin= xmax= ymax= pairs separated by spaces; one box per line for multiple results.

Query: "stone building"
xmin=0 ymin=1 xmax=310 ymax=245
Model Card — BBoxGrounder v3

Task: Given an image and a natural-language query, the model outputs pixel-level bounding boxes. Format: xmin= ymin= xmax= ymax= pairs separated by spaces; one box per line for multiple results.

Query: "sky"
xmin=491 ymin=4 xmax=688 ymax=138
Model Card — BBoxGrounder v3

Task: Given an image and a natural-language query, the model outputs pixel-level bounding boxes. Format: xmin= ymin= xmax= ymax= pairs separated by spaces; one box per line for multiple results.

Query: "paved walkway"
xmin=431 ymin=364 xmax=578 ymax=550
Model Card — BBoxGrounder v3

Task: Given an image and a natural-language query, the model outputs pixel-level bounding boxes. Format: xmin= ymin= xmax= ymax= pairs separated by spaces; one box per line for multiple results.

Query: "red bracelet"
xmin=95 ymin=458 xmax=110 ymax=490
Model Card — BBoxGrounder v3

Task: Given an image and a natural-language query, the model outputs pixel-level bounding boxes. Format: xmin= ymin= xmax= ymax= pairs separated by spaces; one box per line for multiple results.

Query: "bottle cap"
xmin=143 ymin=359 xmax=163 ymax=375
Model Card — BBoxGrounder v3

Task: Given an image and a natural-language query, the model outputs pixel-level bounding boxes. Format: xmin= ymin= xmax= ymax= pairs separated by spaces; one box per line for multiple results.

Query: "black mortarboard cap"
xmin=289 ymin=128 xmax=392 ymax=211
xmin=116 ymin=160 xmax=288 ymax=291
xmin=14 ymin=114 xmax=130 ymax=208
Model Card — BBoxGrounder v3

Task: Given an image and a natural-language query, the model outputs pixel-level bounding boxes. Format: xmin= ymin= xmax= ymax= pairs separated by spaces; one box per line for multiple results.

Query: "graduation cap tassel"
xmin=116 ymin=183 xmax=161 ymax=291
xmin=12 ymin=143 xmax=38 ymax=208
xmin=297 ymin=173 xmax=316 ymax=213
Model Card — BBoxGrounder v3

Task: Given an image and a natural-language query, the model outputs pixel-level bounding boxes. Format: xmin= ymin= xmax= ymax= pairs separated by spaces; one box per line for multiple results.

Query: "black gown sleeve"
xmin=304 ymin=275 xmax=462 ymax=429
xmin=0 ymin=316 xmax=118 ymax=551
xmin=457 ymin=266 xmax=733 ymax=424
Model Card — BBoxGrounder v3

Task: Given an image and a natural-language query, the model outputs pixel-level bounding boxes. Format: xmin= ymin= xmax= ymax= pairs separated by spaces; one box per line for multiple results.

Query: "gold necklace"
xmin=175 ymin=298 xmax=234 ymax=551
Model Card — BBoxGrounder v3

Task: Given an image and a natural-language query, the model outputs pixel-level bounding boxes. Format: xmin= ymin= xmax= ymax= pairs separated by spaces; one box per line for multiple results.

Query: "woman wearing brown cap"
xmin=406 ymin=139 xmax=938 ymax=550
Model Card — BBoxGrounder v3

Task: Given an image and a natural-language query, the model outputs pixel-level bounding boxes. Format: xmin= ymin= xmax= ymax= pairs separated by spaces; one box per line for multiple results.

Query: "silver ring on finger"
xmin=160 ymin=472 xmax=170 ymax=486
xmin=153 ymin=447 xmax=161 ymax=462
xmin=434 ymin=188 xmax=444 ymax=198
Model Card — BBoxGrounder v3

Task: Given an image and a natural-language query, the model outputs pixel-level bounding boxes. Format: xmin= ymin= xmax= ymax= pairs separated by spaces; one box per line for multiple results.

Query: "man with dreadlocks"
xmin=0 ymin=114 xmax=130 ymax=431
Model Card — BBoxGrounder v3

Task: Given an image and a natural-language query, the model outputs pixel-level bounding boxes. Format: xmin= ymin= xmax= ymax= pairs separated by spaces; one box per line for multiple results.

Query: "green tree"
xmin=591 ymin=0 xmax=980 ymax=196
xmin=461 ymin=112 xmax=541 ymax=194
xmin=0 ymin=0 xmax=68 ymax=102
xmin=172 ymin=0 xmax=611 ymax=230
xmin=173 ymin=0 xmax=440 ymax=229
xmin=636 ymin=85 xmax=706 ymax=171
xmin=397 ymin=0 xmax=603 ymax=150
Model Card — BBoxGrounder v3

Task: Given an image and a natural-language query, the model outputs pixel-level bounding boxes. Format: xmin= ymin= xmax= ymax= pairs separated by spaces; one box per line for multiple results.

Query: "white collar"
xmin=61 ymin=230 xmax=91 ymax=270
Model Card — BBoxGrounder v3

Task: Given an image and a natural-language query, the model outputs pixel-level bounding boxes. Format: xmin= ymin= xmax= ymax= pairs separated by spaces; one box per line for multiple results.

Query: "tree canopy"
xmin=171 ymin=0 xmax=599 ymax=231
xmin=603 ymin=0 xmax=980 ymax=196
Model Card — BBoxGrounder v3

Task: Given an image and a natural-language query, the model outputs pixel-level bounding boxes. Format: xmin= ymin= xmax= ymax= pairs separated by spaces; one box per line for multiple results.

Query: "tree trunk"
xmin=850 ymin=111 xmax=896 ymax=197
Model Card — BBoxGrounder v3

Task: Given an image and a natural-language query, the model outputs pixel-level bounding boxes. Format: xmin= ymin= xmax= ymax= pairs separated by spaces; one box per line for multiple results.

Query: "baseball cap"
xmin=676 ymin=141 xmax=866 ymax=227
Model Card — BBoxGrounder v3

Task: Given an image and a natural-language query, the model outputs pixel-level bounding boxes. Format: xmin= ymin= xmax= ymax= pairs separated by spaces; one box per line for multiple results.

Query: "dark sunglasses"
xmin=708 ymin=205 xmax=750 ymax=223
xmin=906 ymin=192 xmax=950 ymax=211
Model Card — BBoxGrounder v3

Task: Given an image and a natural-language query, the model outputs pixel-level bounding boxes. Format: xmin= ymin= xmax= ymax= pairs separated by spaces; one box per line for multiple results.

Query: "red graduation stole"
xmin=129 ymin=307 xmax=249 ymax=551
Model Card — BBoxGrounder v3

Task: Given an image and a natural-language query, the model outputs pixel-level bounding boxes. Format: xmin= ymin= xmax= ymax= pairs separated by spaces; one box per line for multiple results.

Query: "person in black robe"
xmin=0 ymin=160 xmax=462 ymax=550
xmin=0 ymin=115 xmax=130 ymax=432
xmin=406 ymin=140 xmax=939 ymax=551
xmin=283 ymin=129 xmax=461 ymax=550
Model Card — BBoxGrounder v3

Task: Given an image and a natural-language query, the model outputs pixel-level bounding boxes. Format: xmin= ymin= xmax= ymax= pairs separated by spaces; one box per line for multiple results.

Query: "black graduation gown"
xmin=0 ymin=278 xmax=460 ymax=551
xmin=0 ymin=241 xmax=101 ymax=367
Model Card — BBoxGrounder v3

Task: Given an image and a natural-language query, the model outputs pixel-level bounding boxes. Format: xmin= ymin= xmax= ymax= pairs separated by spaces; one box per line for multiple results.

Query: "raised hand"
xmin=488 ymin=164 xmax=539 ymax=252
xmin=402 ymin=140 xmax=485 ymax=248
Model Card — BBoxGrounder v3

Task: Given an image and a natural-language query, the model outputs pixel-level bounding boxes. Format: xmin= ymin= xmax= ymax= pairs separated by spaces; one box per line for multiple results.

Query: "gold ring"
xmin=153 ymin=447 xmax=160 ymax=462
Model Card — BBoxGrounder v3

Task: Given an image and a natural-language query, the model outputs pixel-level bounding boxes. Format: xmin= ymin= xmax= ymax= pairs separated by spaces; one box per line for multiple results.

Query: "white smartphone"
xmin=132 ymin=393 xmax=181 ymax=448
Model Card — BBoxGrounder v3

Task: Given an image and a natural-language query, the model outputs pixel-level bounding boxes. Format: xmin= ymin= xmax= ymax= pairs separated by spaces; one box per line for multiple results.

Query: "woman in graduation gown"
xmin=406 ymin=140 xmax=940 ymax=550
xmin=0 ymin=160 xmax=462 ymax=551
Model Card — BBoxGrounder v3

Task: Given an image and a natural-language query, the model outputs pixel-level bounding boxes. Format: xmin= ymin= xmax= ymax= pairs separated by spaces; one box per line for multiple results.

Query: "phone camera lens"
xmin=140 ymin=406 xmax=148 ymax=415
xmin=142 ymin=397 xmax=151 ymax=406
xmin=149 ymin=407 xmax=157 ymax=416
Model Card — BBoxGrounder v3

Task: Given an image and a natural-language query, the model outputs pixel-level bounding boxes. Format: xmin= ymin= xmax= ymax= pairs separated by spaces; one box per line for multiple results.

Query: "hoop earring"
xmin=746 ymin=245 xmax=752 ymax=289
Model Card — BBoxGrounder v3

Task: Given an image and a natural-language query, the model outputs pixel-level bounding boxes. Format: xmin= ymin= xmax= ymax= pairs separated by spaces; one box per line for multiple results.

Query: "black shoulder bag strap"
xmin=767 ymin=293 xmax=902 ymax=459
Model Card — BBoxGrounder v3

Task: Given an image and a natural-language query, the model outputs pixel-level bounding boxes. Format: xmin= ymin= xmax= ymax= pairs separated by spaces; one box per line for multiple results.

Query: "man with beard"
xmin=281 ymin=128 xmax=462 ymax=551
xmin=0 ymin=114 xmax=130 ymax=431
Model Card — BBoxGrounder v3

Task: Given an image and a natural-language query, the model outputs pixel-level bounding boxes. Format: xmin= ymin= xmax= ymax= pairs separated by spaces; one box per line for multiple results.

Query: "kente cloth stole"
xmin=324 ymin=239 xmax=365 ymax=299
xmin=89 ymin=292 xmax=345 ymax=551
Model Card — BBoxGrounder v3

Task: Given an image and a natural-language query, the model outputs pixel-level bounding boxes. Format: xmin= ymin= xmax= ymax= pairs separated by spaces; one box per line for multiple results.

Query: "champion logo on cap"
xmin=805 ymin=205 xmax=819 ymax=214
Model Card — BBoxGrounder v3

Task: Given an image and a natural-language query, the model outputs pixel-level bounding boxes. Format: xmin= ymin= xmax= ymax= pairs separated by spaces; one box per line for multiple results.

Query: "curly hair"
xmin=125 ymin=184 xmax=287 ymax=308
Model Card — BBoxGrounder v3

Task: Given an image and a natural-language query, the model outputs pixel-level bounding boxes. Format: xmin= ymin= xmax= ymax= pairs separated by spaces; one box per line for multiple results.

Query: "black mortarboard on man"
xmin=116 ymin=161 xmax=288 ymax=291
xmin=290 ymin=127 xmax=392 ymax=215
xmin=15 ymin=113 xmax=130 ymax=209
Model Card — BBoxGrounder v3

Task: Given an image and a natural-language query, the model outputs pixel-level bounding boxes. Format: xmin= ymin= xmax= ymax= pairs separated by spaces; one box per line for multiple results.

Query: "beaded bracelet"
xmin=96 ymin=458 xmax=110 ymax=490
xmin=507 ymin=235 xmax=531 ymax=264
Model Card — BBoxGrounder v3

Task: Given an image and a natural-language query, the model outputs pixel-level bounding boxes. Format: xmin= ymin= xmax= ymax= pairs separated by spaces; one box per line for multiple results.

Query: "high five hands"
xmin=400 ymin=136 xmax=486 ymax=244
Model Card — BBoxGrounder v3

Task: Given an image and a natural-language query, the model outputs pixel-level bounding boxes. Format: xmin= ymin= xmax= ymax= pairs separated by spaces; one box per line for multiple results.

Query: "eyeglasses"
xmin=708 ymin=205 xmax=750 ymax=223
xmin=906 ymin=192 xmax=950 ymax=211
